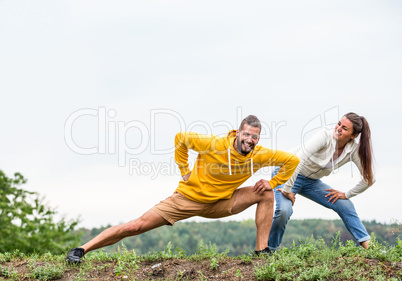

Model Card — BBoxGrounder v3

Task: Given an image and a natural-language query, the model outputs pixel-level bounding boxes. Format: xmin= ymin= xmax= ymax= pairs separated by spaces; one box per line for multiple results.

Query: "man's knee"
xmin=123 ymin=211 xmax=168 ymax=237
xmin=121 ymin=218 xmax=146 ymax=236
xmin=261 ymin=190 xmax=274 ymax=203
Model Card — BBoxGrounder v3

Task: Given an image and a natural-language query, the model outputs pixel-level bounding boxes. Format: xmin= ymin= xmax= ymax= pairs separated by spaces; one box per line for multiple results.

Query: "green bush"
xmin=0 ymin=170 xmax=80 ymax=254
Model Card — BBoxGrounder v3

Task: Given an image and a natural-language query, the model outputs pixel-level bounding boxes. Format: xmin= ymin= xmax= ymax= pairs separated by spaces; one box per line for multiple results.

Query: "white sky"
xmin=0 ymin=0 xmax=401 ymax=228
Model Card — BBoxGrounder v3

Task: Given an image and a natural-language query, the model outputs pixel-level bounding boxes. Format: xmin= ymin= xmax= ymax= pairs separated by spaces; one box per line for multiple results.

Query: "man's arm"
xmin=266 ymin=150 xmax=300 ymax=189
xmin=174 ymin=132 xmax=215 ymax=177
xmin=252 ymin=149 xmax=299 ymax=195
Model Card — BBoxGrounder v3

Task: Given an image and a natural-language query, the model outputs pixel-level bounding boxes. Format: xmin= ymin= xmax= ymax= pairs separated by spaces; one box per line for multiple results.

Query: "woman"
xmin=268 ymin=112 xmax=375 ymax=250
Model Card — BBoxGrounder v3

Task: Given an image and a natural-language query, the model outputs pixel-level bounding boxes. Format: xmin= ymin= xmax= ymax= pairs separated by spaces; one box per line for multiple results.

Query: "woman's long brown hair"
xmin=344 ymin=112 xmax=374 ymax=186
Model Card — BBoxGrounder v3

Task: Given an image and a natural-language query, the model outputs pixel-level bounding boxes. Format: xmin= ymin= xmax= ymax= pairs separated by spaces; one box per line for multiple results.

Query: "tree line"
xmin=79 ymin=219 xmax=401 ymax=256
xmin=1 ymin=170 xmax=400 ymax=255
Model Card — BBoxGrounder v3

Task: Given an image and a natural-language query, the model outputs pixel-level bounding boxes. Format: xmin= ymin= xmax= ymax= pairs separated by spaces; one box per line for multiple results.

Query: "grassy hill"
xmin=1 ymin=236 xmax=401 ymax=280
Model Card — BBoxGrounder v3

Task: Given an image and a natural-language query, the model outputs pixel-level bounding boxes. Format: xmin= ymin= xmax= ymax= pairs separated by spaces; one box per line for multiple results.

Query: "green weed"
xmin=27 ymin=263 xmax=65 ymax=280
xmin=210 ymin=257 xmax=218 ymax=270
xmin=0 ymin=231 xmax=401 ymax=280
xmin=112 ymin=244 xmax=139 ymax=277
xmin=198 ymin=270 xmax=207 ymax=281
xmin=191 ymin=241 xmax=229 ymax=261
xmin=237 ymin=253 xmax=253 ymax=263
xmin=0 ymin=266 xmax=18 ymax=280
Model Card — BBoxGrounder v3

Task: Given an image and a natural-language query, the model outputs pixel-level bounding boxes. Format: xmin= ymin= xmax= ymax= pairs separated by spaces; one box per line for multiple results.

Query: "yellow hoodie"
xmin=175 ymin=130 xmax=300 ymax=203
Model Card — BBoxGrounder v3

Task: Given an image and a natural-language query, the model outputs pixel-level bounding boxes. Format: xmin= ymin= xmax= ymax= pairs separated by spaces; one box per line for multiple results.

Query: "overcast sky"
xmin=1 ymin=0 xmax=401 ymax=229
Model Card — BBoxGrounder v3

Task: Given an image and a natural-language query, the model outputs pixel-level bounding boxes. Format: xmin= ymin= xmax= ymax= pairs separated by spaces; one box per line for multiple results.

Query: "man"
xmin=66 ymin=115 xmax=299 ymax=263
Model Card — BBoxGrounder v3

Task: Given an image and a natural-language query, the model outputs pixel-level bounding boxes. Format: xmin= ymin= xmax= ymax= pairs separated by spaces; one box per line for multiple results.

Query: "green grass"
xmin=0 ymin=233 xmax=401 ymax=280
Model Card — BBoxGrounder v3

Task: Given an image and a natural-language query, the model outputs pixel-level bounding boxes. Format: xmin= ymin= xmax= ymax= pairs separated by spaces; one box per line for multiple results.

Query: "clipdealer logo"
xmin=64 ymin=107 xmax=289 ymax=177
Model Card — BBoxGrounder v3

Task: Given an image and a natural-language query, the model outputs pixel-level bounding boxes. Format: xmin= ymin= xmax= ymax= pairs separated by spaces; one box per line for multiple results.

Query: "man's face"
xmin=236 ymin=124 xmax=260 ymax=155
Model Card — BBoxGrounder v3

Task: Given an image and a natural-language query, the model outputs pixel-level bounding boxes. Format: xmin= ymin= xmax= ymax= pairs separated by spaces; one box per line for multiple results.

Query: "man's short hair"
xmin=239 ymin=115 xmax=261 ymax=132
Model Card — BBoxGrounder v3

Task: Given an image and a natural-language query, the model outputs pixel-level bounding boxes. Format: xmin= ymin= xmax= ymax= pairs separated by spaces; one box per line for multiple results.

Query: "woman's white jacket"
xmin=283 ymin=126 xmax=375 ymax=199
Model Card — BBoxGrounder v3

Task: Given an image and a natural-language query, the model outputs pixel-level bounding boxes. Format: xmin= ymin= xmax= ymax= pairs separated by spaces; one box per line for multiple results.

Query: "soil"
xmin=1 ymin=257 xmax=401 ymax=280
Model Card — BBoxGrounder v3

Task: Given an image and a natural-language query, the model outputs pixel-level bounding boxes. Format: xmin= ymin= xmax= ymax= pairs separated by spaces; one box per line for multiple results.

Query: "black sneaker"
xmin=254 ymin=247 xmax=274 ymax=256
xmin=66 ymin=247 xmax=85 ymax=264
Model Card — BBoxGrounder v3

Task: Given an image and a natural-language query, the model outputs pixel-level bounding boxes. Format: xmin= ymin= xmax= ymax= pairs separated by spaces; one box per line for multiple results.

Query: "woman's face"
xmin=334 ymin=117 xmax=357 ymax=143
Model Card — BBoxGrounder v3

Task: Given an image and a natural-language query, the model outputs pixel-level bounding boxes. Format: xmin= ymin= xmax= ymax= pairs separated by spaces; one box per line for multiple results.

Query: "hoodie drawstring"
xmin=228 ymin=148 xmax=232 ymax=175
xmin=250 ymin=158 xmax=254 ymax=185
xmin=350 ymin=153 xmax=353 ymax=178
xmin=228 ymin=147 xmax=254 ymax=184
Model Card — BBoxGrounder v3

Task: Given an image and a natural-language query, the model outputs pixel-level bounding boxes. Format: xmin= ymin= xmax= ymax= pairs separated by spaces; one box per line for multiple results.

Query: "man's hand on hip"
xmin=182 ymin=172 xmax=191 ymax=181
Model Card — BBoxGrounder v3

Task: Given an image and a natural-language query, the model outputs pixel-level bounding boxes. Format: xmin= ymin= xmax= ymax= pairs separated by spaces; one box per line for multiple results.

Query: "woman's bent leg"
xmin=300 ymin=179 xmax=370 ymax=245
xmin=268 ymin=188 xmax=294 ymax=251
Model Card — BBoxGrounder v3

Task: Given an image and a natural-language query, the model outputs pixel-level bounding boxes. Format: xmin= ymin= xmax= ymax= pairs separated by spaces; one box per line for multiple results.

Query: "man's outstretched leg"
xmin=66 ymin=210 xmax=169 ymax=263
xmin=231 ymin=186 xmax=274 ymax=253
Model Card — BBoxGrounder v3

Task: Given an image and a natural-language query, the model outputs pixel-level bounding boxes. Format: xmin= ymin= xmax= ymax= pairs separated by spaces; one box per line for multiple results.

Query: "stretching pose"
xmin=66 ymin=115 xmax=299 ymax=263
xmin=268 ymin=112 xmax=375 ymax=251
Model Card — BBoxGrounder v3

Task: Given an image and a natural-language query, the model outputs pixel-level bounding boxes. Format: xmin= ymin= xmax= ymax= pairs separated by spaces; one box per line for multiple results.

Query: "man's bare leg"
xmin=81 ymin=210 xmax=169 ymax=254
xmin=231 ymin=186 xmax=274 ymax=251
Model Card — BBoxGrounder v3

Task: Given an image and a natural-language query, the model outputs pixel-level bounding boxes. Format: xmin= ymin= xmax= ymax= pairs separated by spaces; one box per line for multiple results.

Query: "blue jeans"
xmin=268 ymin=170 xmax=370 ymax=251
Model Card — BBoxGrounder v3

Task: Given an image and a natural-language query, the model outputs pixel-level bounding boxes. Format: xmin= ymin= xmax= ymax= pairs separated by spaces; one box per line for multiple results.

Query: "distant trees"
xmin=79 ymin=220 xmax=259 ymax=256
xmin=0 ymin=171 xmax=80 ymax=254
xmin=78 ymin=219 xmax=401 ymax=256
xmin=2 ymin=169 xmax=400 ymax=256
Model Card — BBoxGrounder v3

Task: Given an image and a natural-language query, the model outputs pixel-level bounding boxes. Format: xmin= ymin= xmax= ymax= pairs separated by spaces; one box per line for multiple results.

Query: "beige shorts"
xmin=151 ymin=191 xmax=239 ymax=225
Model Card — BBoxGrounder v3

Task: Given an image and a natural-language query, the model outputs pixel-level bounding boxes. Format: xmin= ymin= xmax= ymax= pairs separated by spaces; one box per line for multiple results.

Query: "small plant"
xmin=176 ymin=269 xmax=184 ymax=277
xmin=96 ymin=263 xmax=111 ymax=271
xmin=74 ymin=268 xmax=88 ymax=281
xmin=339 ymin=266 xmax=355 ymax=279
xmin=0 ymin=252 xmax=13 ymax=263
xmin=299 ymin=264 xmax=333 ymax=280
xmin=28 ymin=263 xmax=65 ymax=280
xmin=210 ymin=257 xmax=218 ymax=270
xmin=113 ymin=244 xmax=139 ymax=277
xmin=191 ymin=241 xmax=229 ymax=262
xmin=194 ymin=241 xmax=218 ymax=259
xmin=175 ymin=246 xmax=187 ymax=259
xmin=254 ymin=262 xmax=280 ymax=280
xmin=87 ymin=250 xmax=111 ymax=262
xmin=1 ymin=266 xmax=19 ymax=280
xmin=236 ymin=268 xmax=242 ymax=278
xmin=142 ymin=250 xmax=164 ymax=262
xmin=113 ymin=262 xmax=130 ymax=278
xmin=198 ymin=270 xmax=207 ymax=281
xmin=238 ymin=254 xmax=252 ymax=263
xmin=142 ymin=242 xmax=180 ymax=262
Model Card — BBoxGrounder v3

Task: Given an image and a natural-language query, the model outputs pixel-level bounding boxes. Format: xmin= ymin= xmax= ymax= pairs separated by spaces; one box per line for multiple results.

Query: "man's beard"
xmin=237 ymin=138 xmax=253 ymax=155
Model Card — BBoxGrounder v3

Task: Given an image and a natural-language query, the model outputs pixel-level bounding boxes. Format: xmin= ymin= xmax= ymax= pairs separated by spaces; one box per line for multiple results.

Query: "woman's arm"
xmin=345 ymin=150 xmax=376 ymax=199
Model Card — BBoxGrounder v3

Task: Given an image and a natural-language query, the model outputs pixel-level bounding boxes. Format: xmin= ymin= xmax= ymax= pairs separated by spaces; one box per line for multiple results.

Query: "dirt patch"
xmin=1 ymin=257 xmax=401 ymax=280
xmin=1 ymin=258 xmax=258 ymax=280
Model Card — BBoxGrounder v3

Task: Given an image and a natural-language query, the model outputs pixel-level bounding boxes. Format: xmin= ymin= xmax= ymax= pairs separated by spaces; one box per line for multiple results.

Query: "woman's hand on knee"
xmin=277 ymin=188 xmax=295 ymax=206
xmin=325 ymin=189 xmax=346 ymax=204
